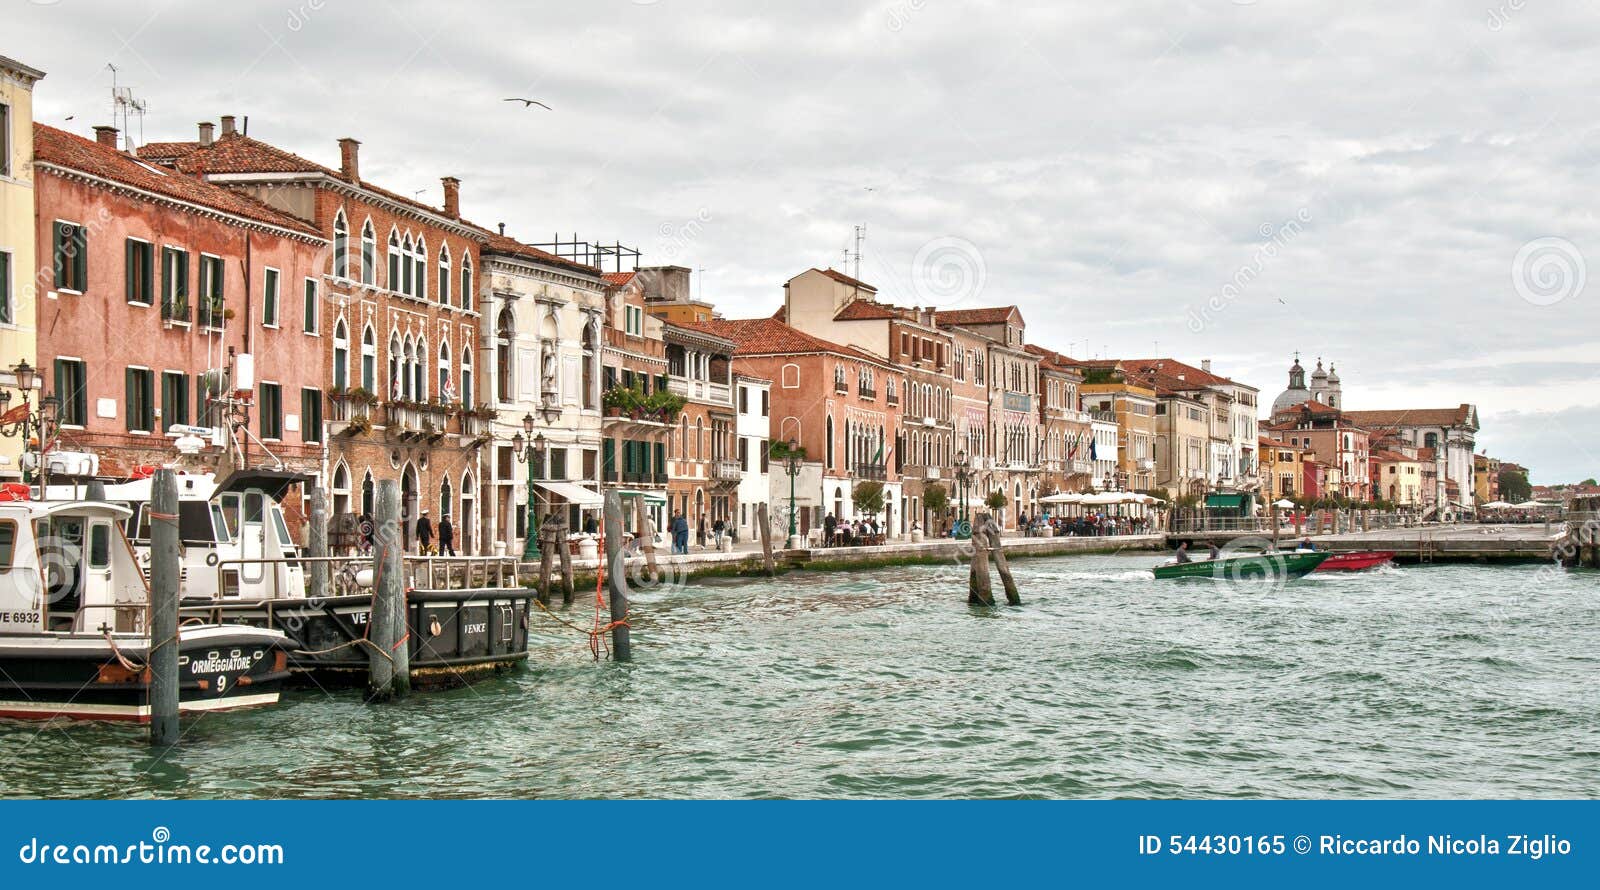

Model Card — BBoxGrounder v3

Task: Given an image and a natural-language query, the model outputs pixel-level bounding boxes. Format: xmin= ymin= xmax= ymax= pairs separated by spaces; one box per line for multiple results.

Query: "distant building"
xmin=0 ymin=55 xmax=45 ymax=482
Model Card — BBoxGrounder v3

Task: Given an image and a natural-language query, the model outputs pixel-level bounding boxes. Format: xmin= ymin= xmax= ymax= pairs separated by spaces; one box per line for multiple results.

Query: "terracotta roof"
xmin=770 ymin=304 xmax=788 ymax=321
xmin=833 ymin=299 xmax=899 ymax=321
xmin=1371 ymin=449 xmax=1416 ymax=462
xmin=1023 ymin=344 xmax=1083 ymax=374
xmin=1342 ymin=405 xmax=1476 ymax=429
xmin=934 ymin=306 xmax=1022 ymax=327
xmin=1120 ymin=358 xmax=1245 ymax=389
xmin=602 ymin=271 xmax=636 ymax=287
xmin=35 ymin=124 xmax=322 ymax=238
xmin=481 ymin=232 xmax=600 ymax=277
xmin=813 ymin=267 xmax=876 ymax=292
xmin=677 ymin=317 xmax=890 ymax=366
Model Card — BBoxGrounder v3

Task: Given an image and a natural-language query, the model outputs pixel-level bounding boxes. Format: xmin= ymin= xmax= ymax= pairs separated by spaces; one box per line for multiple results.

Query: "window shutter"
xmin=124 ymin=240 xmax=134 ymax=301
xmin=125 ymin=367 xmax=136 ymax=430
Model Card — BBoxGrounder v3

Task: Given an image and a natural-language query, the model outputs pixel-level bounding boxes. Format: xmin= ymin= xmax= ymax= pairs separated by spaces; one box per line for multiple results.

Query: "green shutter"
xmin=124 ymin=368 xmax=136 ymax=431
xmin=124 ymin=240 xmax=134 ymax=302
xmin=74 ymin=228 xmax=87 ymax=290
xmin=654 ymin=442 xmax=665 ymax=477
xmin=602 ymin=439 xmax=616 ymax=481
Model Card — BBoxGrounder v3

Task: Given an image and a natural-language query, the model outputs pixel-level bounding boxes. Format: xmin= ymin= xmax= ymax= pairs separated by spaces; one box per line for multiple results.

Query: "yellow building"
xmin=0 ymin=55 xmax=45 ymax=482
xmin=1078 ymin=363 xmax=1157 ymax=491
xmin=1374 ymin=448 xmax=1424 ymax=507
xmin=1258 ymin=435 xmax=1306 ymax=502
xmin=1473 ymin=453 xmax=1500 ymax=504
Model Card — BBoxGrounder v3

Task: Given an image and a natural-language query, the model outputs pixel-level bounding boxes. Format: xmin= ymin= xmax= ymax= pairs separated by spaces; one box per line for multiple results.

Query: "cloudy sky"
xmin=13 ymin=0 xmax=1598 ymax=482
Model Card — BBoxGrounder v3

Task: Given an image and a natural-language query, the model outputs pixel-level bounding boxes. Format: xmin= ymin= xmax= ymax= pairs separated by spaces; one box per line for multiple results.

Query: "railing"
xmin=854 ymin=462 xmax=887 ymax=481
xmin=885 ymin=392 xmax=899 ymax=406
xmin=711 ymin=458 xmax=742 ymax=481
xmin=858 ymin=385 xmax=877 ymax=399
xmin=834 ymin=379 xmax=848 ymax=394
xmin=329 ymin=395 xmax=373 ymax=423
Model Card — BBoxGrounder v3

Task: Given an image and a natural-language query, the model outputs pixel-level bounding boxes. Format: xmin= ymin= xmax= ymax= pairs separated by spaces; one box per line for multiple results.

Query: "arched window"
xmin=438 ymin=244 xmax=452 ymax=306
xmin=332 ymin=210 xmax=349 ymax=279
xmin=438 ymin=340 xmax=452 ymax=402
xmin=460 ymin=345 xmax=474 ymax=407
xmin=360 ymin=219 xmax=376 ymax=285
xmin=459 ymin=471 xmax=475 ymax=553
xmin=360 ymin=324 xmax=377 ymax=392
xmin=331 ymin=462 xmax=351 ymax=518
xmin=694 ymin=418 xmax=704 ymax=460
xmin=388 ymin=230 xmax=402 ymax=293
xmin=332 ymin=319 xmax=350 ymax=391
xmin=581 ymin=321 xmax=597 ymax=410
xmin=495 ymin=307 xmax=515 ymax=402
xmin=389 ymin=332 xmax=403 ymax=400
xmin=461 ymin=255 xmax=474 ymax=310
xmin=440 ymin=475 xmax=452 ymax=519
xmin=414 ymin=335 xmax=428 ymax=401
xmin=361 ymin=470 xmax=375 ymax=516
xmin=414 ymin=235 xmax=428 ymax=301
xmin=826 ymin=415 xmax=835 ymax=469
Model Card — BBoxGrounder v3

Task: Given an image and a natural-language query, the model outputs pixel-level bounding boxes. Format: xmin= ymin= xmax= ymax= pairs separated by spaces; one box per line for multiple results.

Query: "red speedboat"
xmin=1313 ymin=550 xmax=1395 ymax=572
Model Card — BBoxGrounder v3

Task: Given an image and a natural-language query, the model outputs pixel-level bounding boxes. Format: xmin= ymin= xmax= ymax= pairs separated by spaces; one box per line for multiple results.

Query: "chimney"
xmin=220 ymin=115 xmax=237 ymax=137
xmin=198 ymin=121 xmax=214 ymax=147
xmin=1201 ymin=359 xmax=1212 ymax=373
xmin=442 ymin=176 xmax=460 ymax=219
xmin=338 ymin=137 xmax=360 ymax=183
xmin=93 ymin=126 xmax=118 ymax=148
xmin=497 ymin=222 xmax=505 ymax=235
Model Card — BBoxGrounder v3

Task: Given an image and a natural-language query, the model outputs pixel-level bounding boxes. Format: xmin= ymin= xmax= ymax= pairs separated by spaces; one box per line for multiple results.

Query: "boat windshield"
xmin=216 ymin=494 xmax=241 ymax=541
xmin=270 ymin=504 xmax=295 ymax=556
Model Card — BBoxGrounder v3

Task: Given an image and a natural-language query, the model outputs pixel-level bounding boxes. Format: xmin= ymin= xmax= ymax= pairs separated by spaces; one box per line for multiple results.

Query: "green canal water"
xmin=2 ymin=553 xmax=1597 ymax=799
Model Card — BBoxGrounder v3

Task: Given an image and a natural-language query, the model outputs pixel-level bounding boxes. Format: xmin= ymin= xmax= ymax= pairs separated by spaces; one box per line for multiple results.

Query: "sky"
xmin=11 ymin=0 xmax=1599 ymax=483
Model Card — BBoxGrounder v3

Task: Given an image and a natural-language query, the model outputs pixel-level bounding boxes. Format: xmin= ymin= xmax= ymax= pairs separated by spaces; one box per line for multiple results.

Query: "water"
xmin=3 ymin=554 xmax=1597 ymax=799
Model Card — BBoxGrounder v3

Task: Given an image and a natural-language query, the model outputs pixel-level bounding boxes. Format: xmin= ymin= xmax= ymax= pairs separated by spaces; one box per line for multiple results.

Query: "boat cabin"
xmin=0 ymin=500 xmax=148 ymax=635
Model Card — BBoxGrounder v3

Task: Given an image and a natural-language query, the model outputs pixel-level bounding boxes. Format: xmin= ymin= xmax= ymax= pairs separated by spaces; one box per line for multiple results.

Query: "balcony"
xmin=834 ymin=378 xmax=848 ymax=394
xmin=710 ymin=458 xmax=743 ymax=482
xmin=854 ymin=462 xmax=887 ymax=481
xmin=885 ymin=392 xmax=899 ymax=406
xmin=1137 ymin=458 xmax=1156 ymax=471
xmin=666 ymin=376 xmax=733 ymax=405
xmin=858 ymin=385 xmax=877 ymax=400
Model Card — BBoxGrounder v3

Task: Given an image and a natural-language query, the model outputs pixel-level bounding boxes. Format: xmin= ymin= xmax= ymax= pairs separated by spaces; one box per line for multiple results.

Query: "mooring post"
xmin=986 ymin=519 xmax=1020 ymax=605
xmin=536 ymin=516 xmax=554 ymax=607
xmin=148 ymin=469 xmax=180 ymax=747
xmin=368 ymin=479 xmax=408 ymax=700
xmin=556 ymin=516 xmax=575 ymax=606
xmin=603 ymin=489 xmax=632 ymax=661
xmin=634 ymin=497 xmax=659 ymax=584
xmin=307 ymin=480 xmax=329 ymax=601
xmin=968 ymin=512 xmax=994 ymax=606
xmin=757 ymin=504 xmax=776 ymax=577
xmin=1270 ymin=501 xmax=1281 ymax=551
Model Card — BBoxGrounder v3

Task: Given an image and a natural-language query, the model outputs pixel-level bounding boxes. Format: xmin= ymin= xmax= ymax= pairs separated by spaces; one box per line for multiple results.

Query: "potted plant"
xmin=644 ymin=388 xmax=686 ymax=423
xmin=603 ymin=386 xmax=642 ymax=418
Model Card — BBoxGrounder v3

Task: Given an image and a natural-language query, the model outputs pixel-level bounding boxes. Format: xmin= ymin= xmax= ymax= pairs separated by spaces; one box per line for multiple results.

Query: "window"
xmin=160 ymin=372 xmax=188 ymax=432
xmin=438 ymin=244 xmax=452 ymax=306
xmin=461 ymin=256 xmax=473 ymax=309
xmin=461 ymin=346 xmax=474 ymax=406
xmin=738 ymin=437 xmax=749 ymax=470
xmin=0 ymin=101 xmax=8 ymax=177
xmin=54 ymin=221 xmax=88 ymax=292
xmin=332 ymin=319 xmax=349 ymax=390
xmin=198 ymin=254 xmax=224 ymax=327
xmin=125 ymin=239 xmax=154 ymax=305
xmin=414 ymin=236 xmax=427 ymax=300
xmin=125 ymin=367 xmax=154 ymax=432
xmin=624 ymin=304 xmax=643 ymax=336
xmin=160 ymin=247 xmax=189 ymax=321
xmin=360 ymin=219 xmax=376 ymax=285
xmin=760 ymin=389 xmax=768 ymax=417
xmin=300 ymin=276 xmax=316 ymax=331
xmin=259 ymin=382 xmax=282 ymax=439
xmin=361 ymin=325 xmax=377 ymax=391
xmin=332 ymin=210 xmax=349 ymax=279
xmin=438 ymin=341 xmax=452 ymax=401
xmin=739 ymin=386 xmax=749 ymax=414
xmin=0 ymin=250 xmax=10 ymax=324
xmin=55 ymin=359 xmax=87 ymax=426
xmin=390 ymin=332 xmax=403 ymax=399
xmin=301 ymin=388 xmax=323 ymax=442
xmin=262 ymin=267 xmax=280 ymax=326
xmin=388 ymin=230 xmax=402 ymax=293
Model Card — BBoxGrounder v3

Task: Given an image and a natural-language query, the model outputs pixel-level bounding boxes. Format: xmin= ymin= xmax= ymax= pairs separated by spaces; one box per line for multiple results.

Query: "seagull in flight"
xmin=504 ymin=97 xmax=552 ymax=110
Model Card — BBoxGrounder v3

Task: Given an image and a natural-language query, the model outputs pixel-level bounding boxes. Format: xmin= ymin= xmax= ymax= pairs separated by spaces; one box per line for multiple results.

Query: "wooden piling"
xmin=757 ymin=504 xmax=776 ymax=577
xmin=307 ymin=479 xmax=329 ymax=601
xmin=985 ymin=519 xmax=1020 ymax=606
xmin=1270 ymin=501 xmax=1281 ymax=550
xmin=536 ymin=517 xmax=554 ymax=607
xmin=556 ymin=516 xmax=575 ymax=606
xmin=603 ymin=489 xmax=632 ymax=661
xmin=148 ymin=469 xmax=180 ymax=747
xmin=634 ymin=497 xmax=659 ymax=585
xmin=968 ymin=512 xmax=994 ymax=606
xmin=368 ymin=479 xmax=408 ymax=700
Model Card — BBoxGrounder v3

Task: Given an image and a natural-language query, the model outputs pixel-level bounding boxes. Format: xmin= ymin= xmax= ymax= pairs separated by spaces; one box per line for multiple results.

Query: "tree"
xmin=1582 ymin=478 xmax=1597 ymax=486
xmin=852 ymin=480 xmax=885 ymax=518
xmin=1498 ymin=468 xmax=1532 ymax=502
xmin=985 ymin=490 xmax=1008 ymax=512
xmin=923 ymin=482 xmax=949 ymax=515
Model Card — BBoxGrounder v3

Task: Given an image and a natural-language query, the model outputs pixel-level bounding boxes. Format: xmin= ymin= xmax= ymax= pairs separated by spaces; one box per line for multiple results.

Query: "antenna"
xmin=849 ymin=224 xmax=866 ymax=282
xmin=106 ymin=62 xmax=148 ymax=150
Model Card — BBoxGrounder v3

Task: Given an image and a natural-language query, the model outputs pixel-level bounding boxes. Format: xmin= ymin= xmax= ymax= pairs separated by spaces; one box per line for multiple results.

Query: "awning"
xmin=1205 ymin=493 xmax=1245 ymax=508
xmin=618 ymin=489 xmax=668 ymax=506
xmin=535 ymin=481 xmax=604 ymax=506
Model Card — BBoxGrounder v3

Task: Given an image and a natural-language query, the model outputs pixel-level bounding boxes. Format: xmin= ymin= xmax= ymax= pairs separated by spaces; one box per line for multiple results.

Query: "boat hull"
xmin=1152 ymin=550 xmax=1330 ymax=581
xmin=0 ymin=625 xmax=290 ymax=722
xmin=180 ymin=588 xmax=534 ymax=687
xmin=1314 ymin=551 xmax=1396 ymax=572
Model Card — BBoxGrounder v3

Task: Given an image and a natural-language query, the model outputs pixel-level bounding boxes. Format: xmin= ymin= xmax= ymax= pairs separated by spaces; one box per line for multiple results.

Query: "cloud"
xmin=12 ymin=0 xmax=1598 ymax=480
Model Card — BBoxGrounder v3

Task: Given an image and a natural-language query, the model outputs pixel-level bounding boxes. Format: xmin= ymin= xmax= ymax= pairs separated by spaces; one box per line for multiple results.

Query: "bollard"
xmin=308 ymin=480 xmax=329 ymax=601
xmin=757 ymin=504 xmax=776 ymax=577
xmin=148 ymin=469 xmax=180 ymax=747
xmin=368 ymin=479 xmax=408 ymax=700
xmin=1270 ymin=502 xmax=1281 ymax=551
xmin=556 ymin=516 xmax=575 ymax=606
xmin=603 ymin=490 xmax=632 ymax=661
xmin=986 ymin=520 xmax=1020 ymax=606
xmin=536 ymin=517 xmax=554 ymax=608
xmin=968 ymin=512 xmax=994 ymax=606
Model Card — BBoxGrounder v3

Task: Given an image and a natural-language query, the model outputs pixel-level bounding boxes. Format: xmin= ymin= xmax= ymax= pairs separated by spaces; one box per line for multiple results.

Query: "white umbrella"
xmin=1272 ymin=499 xmax=1295 ymax=509
xmin=1041 ymin=492 xmax=1083 ymax=504
xmin=1514 ymin=500 xmax=1543 ymax=509
xmin=1081 ymin=492 xmax=1124 ymax=505
xmin=1482 ymin=500 xmax=1513 ymax=509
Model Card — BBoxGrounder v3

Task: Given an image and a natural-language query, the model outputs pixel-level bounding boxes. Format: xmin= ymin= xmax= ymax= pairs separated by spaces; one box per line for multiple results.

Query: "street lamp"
xmin=512 ymin=412 xmax=548 ymax=561
xmin=782 ymin=437 xmax=804 ymax=549
xmin=0 ymin=360 xmax=59 ymax=491
xmin=953 ymin=449 xmax=971 ymax=540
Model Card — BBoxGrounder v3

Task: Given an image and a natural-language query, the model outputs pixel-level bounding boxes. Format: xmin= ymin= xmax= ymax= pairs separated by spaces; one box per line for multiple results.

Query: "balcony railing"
xmin=853 ymin=462 xmax=887 ymax=481
xmin=711 ymin=458 xmax=742 ymax=482
xmin=329 ymin=394 xmax=373 ymax=423
xmin=858 ymin=385 xmax=877 ymax=399
xmin=885 ymin=392 xmax=899 ymax=406
xmin=834 ymin=379 xmax=848 ymax=394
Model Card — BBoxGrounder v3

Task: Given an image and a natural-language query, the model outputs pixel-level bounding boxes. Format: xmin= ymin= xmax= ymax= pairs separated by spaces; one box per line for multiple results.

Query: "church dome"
xmin=1327 ymin=363 xmax=1341 ymax=384
xmin=1310 ymin=358 xmax=1328 ymax=382
xmin=1272 ymin=354 xmax=1311 ymax=414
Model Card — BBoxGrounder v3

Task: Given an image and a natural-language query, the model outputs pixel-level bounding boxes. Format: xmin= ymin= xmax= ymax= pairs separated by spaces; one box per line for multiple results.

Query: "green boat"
xmin=1151 ymin=550 xmax=1330 ymax=581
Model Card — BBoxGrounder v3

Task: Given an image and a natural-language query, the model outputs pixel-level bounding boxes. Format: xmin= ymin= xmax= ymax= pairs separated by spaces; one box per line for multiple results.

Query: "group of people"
xmin=822 ymin=513 xmax=884 ymax=547
xmin=353 ymin=508 xmax=456 ymax=556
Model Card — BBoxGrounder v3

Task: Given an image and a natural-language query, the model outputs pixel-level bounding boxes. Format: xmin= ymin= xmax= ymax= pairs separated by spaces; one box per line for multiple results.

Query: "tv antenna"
xmin=106 ymin=63 xmax=148 ymax=150
xmin=842 ymin=223 xmax=866 ymax=282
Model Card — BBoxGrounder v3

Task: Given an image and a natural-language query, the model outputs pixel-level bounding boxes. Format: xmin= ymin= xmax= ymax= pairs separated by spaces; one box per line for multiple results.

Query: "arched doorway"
xmin=460 ymin=471 xmax=475 ymax=555
xmin=401 ymin=462 xmax=419 ymax=551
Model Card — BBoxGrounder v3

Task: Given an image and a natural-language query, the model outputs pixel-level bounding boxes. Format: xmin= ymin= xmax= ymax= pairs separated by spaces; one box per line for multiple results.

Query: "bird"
xmin=503 ymin=97 xmax=552 ymax=110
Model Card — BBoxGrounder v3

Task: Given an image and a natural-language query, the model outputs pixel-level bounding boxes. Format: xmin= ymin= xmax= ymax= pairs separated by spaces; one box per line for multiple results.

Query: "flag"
xmin=0 ymin=403 xmax=27 ymax=426
xmin=1089 ymin=437 xmax=1098 ymax=461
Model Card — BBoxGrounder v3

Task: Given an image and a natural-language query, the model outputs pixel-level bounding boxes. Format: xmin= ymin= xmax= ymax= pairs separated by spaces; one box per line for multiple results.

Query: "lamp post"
xmin=782 ymin=437 xmax=803 ymax=549
xmin=512 ymin=413 xmax=548 ymax=561
xmin=0 ymin=360 xmax=59 ymax=492
xmin=953 ymin=449 xmax=971 ymax=540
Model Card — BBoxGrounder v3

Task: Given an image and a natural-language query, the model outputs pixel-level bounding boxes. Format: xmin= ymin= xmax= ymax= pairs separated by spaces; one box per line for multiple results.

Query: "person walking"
xmin=713 ymin=516 xmax=726 ymax=548
xmin=438 ymin=515 xmax=456 ymax=556
xmin=671 ymin=511 xmax=690 ymax=555
xmin=416 ymin=508 xmax=434 ymax=554
xmin=696 ymin=512 xmax=708 ymax=549
xmin=824 ymin=512 xmax=837 ymax=547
